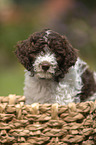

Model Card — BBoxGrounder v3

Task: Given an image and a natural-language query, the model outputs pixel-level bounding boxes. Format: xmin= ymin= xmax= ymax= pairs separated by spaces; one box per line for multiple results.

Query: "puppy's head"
xmin=15 ymin=29 xmax=77 ymax=81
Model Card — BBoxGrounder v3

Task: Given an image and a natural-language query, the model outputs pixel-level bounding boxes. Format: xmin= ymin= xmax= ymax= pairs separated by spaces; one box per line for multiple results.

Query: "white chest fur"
xmin=24 ymin=71 xmax=57 ymax=104
xmin=24 ymin=58 xmax=87 ymax=105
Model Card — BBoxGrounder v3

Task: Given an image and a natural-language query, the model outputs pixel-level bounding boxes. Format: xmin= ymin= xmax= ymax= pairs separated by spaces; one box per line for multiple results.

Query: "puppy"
xmin=15 ymin=29 xmax=96 ymax=105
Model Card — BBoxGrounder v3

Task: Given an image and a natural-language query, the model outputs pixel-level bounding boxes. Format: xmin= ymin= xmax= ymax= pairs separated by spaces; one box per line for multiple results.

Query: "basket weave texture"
xmin=0 ymin=95 xmax=96 ymax=145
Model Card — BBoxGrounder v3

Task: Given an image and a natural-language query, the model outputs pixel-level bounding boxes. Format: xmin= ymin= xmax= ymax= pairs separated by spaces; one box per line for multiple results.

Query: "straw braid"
xmin=0 ymin=95 xmax=96 ymax=144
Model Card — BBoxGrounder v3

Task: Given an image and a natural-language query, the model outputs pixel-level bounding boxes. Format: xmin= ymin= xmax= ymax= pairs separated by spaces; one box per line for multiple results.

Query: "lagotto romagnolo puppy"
xmin=15 ymin=29 xmax=96 ymax=105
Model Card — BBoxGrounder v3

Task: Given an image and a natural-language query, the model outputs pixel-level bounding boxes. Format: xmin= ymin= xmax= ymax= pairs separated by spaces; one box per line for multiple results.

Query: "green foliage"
xmin=0 ymin=65 xmax=24 ymax=96
xmin=0 ymin=23 xmax=34 ymax=66
xmin=0 ymin=0 xmax=96 ymax=96
xmin=0 ymin=22 xmax=35 ymax=96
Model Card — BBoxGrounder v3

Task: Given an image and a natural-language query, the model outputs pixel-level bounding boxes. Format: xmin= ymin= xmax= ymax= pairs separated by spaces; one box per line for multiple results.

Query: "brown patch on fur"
xmin=15 ymin=30 xmax=48 ymax=72
xmin=15 ymin=29 xmax=77 ymax=81
xmin=54 ymin=35 xmax=77 ymax=81
xmin=80 ymin=69 xmax=96 ymax=101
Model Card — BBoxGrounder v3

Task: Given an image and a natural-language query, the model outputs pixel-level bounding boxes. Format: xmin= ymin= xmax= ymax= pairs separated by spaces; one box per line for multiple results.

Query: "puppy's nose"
xmin=41 ymin=63 xmax=50 ymax=71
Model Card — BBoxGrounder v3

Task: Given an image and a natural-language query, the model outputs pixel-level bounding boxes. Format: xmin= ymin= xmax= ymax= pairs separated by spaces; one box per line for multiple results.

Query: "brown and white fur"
xmin=15 ymin=29 xmax=96 ymax=105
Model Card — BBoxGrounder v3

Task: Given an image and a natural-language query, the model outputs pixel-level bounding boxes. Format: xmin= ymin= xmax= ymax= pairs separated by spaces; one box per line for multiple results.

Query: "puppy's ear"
xmin=55 ymin=35 xmax=78 ymax=81
xmin=62 ymin=35 xmax=78 ymax=67
xmin=15 ymin=37 xmax=34 ymax=71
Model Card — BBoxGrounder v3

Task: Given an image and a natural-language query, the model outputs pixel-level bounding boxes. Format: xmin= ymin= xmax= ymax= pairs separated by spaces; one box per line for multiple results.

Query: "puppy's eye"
xmin=41 ymin=51 xmax=44 ymax=56
xmin=43 ymin=46 xmax=50 ymax=52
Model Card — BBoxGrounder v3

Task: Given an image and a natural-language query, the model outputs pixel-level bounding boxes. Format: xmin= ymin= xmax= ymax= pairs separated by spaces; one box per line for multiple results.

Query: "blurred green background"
xmin=0 ymin=0 xmax=96 ymax=96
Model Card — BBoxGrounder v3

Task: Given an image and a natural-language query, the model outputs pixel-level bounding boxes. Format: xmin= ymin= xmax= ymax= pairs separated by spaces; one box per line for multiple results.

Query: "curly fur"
xmin=15 ymin=29 xmax=96 ymax=104
xmin=15 ymin=29 xmax=77 ymax=81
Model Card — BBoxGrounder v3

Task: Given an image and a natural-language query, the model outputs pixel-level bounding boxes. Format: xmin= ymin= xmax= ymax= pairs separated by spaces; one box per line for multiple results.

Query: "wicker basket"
xmin=0 ymin=94 xmax=96 ymax=145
